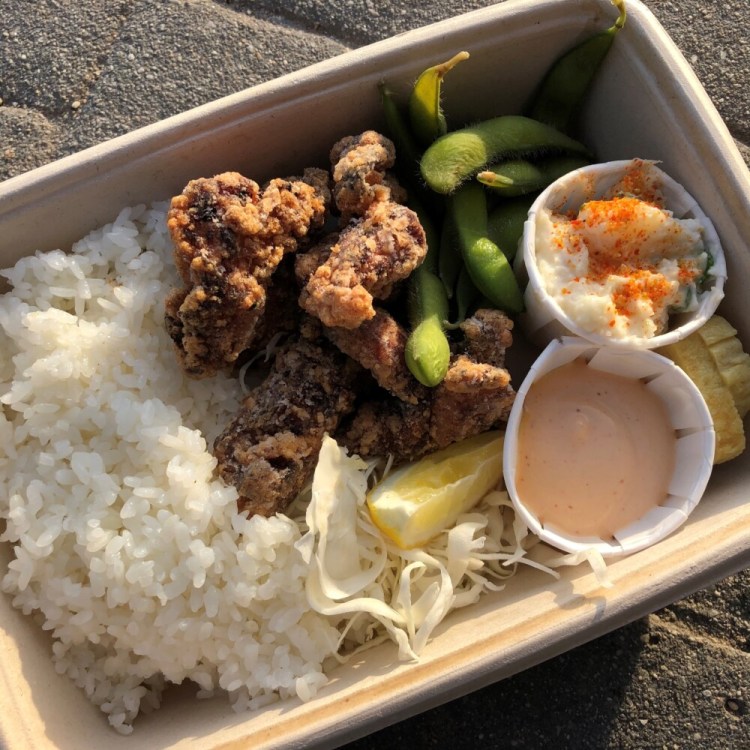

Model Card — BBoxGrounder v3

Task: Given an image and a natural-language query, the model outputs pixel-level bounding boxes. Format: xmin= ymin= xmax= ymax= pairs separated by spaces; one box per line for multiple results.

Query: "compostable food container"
xmin=1 ymin=1 xmax=749 ymax=748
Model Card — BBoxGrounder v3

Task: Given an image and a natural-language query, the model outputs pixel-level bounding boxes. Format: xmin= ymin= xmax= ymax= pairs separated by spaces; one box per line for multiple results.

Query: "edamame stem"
xmin=527 ymin=0 xmax=627 ymax=133
xmin=408 ymin=51 xmax=470 ymax=147
xmin=450 ymin=182 xmax=524 ymax=313
xmin=420 ymin=115 xmax=590 ymax=194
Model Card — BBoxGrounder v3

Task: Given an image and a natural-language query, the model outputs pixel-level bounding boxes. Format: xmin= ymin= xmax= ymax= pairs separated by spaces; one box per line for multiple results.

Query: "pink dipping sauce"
xmin=515 ymin=359 xmax=677 ymax=539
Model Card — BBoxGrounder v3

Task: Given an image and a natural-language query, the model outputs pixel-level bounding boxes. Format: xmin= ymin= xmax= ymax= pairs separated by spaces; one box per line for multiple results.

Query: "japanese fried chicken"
xmin=329 ymin=130 xmax=408 ymax=221
xmin=299 ymin=199 xmax=428 ymax=329
xmin=340 ymin=309 xmax=516 ymax=462
xmin=213 ymin=337 xmax=360 ymax=516
xmin=165 ymin=130 xmax=517 ymax=517
xmin=324 ymin=308 xmax=427 ymax=405
xmin=165 ymin=168 xmax=330 ymax=377
xmin=295 ymin=131 xmax=427 ymax=330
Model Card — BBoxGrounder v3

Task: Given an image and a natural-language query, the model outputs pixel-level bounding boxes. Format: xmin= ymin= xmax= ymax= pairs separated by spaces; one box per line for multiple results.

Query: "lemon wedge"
xmin=367 ymin=431 xmax=504 ymax=549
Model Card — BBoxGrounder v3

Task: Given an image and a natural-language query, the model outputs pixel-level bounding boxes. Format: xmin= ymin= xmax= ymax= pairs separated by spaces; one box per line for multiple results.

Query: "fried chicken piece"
xmin=324 ymin=308 xmax=426 ymax=405
xmin=245 ymin=256 xmax=300 ymax=352
xmin=294 ymin=233 xmax=337 ymax=287
xmin=340 ymin=309 xmax=516 ymax=463
xmin=299 ymin=200 xmax=427 ymax=329
xmin=459 ymin=308 xmax=514 ymax=367
xmin=165 ymin=168 xmax=330 ymax=377
xmin=339 ymin=398 xmax=432 ymax=464
xmin=341 ymin=360 xmax=513 ymax=463
xmin=428 ymin=356 xmax=514 ymax=449
xmin=430 ymin=310 xmax=515 ymax=448
xmin=213 ymin=338 xmax=359 ymax=516
xmin=330 ymin=130 xmax=407 ymax=221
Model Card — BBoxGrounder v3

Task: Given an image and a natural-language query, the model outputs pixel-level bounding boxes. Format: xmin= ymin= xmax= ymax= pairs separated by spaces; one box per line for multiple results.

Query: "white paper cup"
xmin=514 ymin=159 xmax=727 ymax=350
xmin=503 ymin=338 xmax=715 ymax=557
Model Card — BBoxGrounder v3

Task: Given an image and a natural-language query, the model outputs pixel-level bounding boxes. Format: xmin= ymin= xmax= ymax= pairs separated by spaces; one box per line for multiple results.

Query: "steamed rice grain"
xmin=0 ymin=205 xmax=341 ymax=734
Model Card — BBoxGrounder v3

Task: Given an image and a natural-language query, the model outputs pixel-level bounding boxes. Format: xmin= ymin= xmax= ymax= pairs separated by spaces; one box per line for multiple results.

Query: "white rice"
xmin=0 ymin=205 xmax=341 ymax=734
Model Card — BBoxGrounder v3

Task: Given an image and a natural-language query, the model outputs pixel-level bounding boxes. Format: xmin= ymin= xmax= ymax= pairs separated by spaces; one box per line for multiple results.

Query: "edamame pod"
xmin=454 ymin=265 xmax=481 ymax=324
xmin=379 ymin=81 xmax=424 ymax=189
xmin=477 ymin=155 xmax=590 ymax=197
xmin=405 ymin=267 xmax=451 ymax=387
xmin=438 ymin=212 xmax=461 ymax=298
xmin=408 ymin=51 xmax=470 ymax=147
xmin=527 ymin=0 xmax=627 ymax=133
xmin=450 ymin=182 xmax=524 ymax=313
xmin=411 ymin=195 xmax=440 ymax=275
xmin=486 ymin=194 xmax=537 ymax=261
xmin=420 ymin=115 xmax=590 ymax=194
xmin=379 ymin=80 xmax=444 ymax=226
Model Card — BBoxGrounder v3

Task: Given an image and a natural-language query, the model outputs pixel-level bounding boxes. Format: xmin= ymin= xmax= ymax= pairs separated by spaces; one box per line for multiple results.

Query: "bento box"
xmin=1 ymin=0 xmax=749 ymax=748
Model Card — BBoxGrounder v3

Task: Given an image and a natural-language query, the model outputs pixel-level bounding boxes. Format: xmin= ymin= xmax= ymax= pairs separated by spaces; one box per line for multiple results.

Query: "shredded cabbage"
xmin=295 ymin=436 xmax=611 ymax=662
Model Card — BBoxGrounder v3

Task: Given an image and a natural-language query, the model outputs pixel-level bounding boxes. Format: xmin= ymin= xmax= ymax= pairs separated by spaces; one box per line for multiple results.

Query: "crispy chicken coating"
xmin=459 ymin=308 xmax=514 ymax=367
xmin=166 ymin=132 xmax=520 ymax=519
xmin=299 ymin=199 xmax=427 ymax=329
xmin=430 ymin=310 xmax=516 ymax=448
xmin=339 ymin=309 xmax=516 ymax=463
xmin=324 ymin=308 xmax=427 ymax=405
xmin=165 ymin=168 xmax=330 ymax=377
xmin=339 ymin=398 xmax=432 ymax=464
xmin=213 ymin=338 xmax=360 ymax=516
xmin=428 ymin=356 xmax=514 ymax=449
xmin=245 ymin=256 xmax=300 ymax=353
xmin=294 ymin=233 xmax=337 ymax=287
xmin=330 ymin=130 xmax=407 ymax=221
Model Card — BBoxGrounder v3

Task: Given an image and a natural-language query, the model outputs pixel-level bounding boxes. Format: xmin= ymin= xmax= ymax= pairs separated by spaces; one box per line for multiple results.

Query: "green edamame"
xmin=379 ymin=80 xmax=442 ymax=249
xmin=379 ymin=81 xmax=424 ymax=190
xmin=420 ymin=115 xmax=590 ymax=194
xmin=405 ymin=266 xmax=451 ymax=387
xmin=454 ymin=265 xmax=481 ymax=324
xmin=411 ymin=195 xmax=440 ymax=275
xmin=405 ymin=196 xmax=450 ymax=387
xmin=408 ymin=51 xmax=470 ymax=147
xmin=477 ymin=155 xmax=590 ymax=197
xmin=380 ymin=76 xmax=451 ymax=386
xmin=438 ymin=212 xmax=461 ymax=299
xmin=527 ymin=0 xmax=627 ymax=133
xmin=450 ymin=182 xmax=524 ymax=313
xmin=486 ymin=194 xmax=537 ymax=261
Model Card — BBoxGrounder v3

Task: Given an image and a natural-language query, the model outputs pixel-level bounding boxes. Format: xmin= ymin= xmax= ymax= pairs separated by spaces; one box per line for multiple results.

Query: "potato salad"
xmin=534 ymin=163 xmax=709 ymax=340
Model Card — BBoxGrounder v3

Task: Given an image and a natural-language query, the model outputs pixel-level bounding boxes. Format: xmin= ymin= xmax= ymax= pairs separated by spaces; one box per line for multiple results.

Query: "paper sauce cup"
xmin=514 ymin=159 xmax=727 ymax=350
xmin=503 ymin=338 xmax=715 ymax=557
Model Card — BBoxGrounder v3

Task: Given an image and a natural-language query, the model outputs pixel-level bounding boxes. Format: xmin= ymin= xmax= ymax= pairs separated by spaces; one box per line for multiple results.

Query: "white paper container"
xmin=503 ymin=338 xmax=715 ymax=557
xmin=515 ymin=159 xmax=727 ymax=349
xmin=1 ymin=1 xmax=749 ymax=749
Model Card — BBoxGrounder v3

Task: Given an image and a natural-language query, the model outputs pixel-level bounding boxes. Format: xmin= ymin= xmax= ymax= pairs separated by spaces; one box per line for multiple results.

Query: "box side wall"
xmin=0 ymin=0 xmax=610 ymax=265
